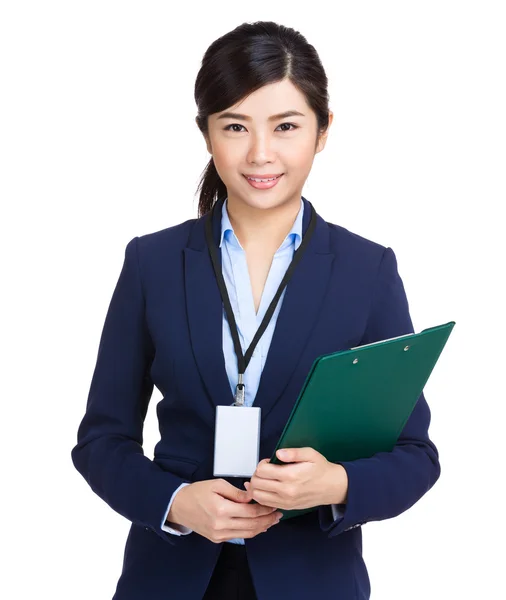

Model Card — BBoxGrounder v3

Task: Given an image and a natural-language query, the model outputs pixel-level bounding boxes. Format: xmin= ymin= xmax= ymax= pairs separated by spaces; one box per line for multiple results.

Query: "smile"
xmin=243 ymin=174 xmax=284 ymax=190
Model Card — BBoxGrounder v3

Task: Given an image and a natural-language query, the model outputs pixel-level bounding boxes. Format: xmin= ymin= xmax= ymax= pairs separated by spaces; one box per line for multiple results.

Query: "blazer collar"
xmin=183 ymin=196 xmax=335 ymax=423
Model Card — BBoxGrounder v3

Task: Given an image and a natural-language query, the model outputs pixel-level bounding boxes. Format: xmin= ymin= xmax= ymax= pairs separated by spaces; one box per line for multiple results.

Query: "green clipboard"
xmin=268 ymin=320 xmax=456 ymax=520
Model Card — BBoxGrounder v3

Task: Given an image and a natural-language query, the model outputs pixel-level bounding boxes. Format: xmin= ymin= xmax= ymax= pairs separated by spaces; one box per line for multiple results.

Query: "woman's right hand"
xmin=167 ymin=478 xmax=283 ymax=543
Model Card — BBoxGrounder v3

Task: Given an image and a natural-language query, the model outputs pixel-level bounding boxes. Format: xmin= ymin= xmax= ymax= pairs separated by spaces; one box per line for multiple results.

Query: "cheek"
xmin=283 ymin=140 xmax=316 ymax=169
xmin=211 ymin=142 xmax=240 ymax=170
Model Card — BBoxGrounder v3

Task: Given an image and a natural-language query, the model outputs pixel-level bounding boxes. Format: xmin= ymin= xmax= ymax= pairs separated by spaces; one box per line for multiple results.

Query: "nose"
xmin=246 ymin=132 xmax=277 ymax=166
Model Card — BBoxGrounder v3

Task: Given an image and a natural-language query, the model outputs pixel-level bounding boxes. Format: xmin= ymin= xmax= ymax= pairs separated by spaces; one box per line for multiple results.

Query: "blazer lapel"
xmin=184 ymin=199 xmax=235 ymax=410
xmin=183 ymin=196 xmax=335 ymax=421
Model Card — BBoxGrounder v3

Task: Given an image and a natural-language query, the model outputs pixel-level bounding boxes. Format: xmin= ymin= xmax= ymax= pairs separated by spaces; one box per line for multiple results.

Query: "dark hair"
xmin=194 ymin=21 xmax=330 ymax=218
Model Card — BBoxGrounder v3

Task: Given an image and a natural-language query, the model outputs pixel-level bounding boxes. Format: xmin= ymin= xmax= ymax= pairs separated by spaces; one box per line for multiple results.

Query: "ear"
xmin=204 ymin=133 xmax=213 ymax=155
xmin=195 ymin=117 xmax=213 ymax=155
xmin=315 ymin=110 xmax=333 ymax=154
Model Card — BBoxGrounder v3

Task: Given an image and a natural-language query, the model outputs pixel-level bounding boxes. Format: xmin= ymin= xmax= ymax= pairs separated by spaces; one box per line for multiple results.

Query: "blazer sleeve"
xmin=319 ymin=246 xmax=441 ymax=537
xmin=71 ymin=236 xmax=190 ymax=546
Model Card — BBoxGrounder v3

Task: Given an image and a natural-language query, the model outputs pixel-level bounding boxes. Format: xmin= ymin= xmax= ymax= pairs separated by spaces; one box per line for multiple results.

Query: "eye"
xmin=223 ymin=122 xmax=299 ymax=133
xmin=277 ymin=122 xmax=298 ymax=132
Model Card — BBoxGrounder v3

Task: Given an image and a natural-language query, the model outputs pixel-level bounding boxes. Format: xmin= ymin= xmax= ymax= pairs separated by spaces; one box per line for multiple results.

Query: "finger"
xmin=255 ymin=461 xmax=287 ymax=480
xmin=250 ymin=475 xmax=283 ymax=494
xmin=215 ymin=489 xmax=277 ymax=516
xmin=253 ymin=503 xmax=280 ymax=516
xmin=243 ymin=481 xmax=253 ymax=500
xmin=214 ymin=479 xmax=251 ymax=503
xmin=227 ymin=511 xmax=283 ymax=533
xmin=225 ymin=497 xmax=278 ymax=518
xmin=214 ymin=523 xmax=275 ymax=542
xmin=256 ymin=460 xmax=309 ymax=482
xmin=248 ymin=489 xmax=283 ymax=508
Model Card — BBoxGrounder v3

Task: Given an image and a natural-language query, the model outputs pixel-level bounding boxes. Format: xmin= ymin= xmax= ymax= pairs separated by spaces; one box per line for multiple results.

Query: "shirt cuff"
xmin=160 ymin=482 xmax=193 ymax=535
xmin=331 ymin=503 xmax=346 ymax=521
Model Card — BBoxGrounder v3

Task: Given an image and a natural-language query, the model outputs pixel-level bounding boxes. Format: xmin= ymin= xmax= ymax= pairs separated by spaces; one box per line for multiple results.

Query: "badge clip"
xmin=233 ymin=373 xmax=245 ymax=406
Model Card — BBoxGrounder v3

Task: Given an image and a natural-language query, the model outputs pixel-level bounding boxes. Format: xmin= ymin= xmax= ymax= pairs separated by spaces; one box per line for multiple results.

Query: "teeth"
xmin=247 ymin=176 xmax=279 ymax=182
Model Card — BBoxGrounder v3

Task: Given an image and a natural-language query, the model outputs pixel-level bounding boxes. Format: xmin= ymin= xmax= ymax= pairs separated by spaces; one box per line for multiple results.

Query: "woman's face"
xmin=203 ymin=78 xmax=333 ymax=213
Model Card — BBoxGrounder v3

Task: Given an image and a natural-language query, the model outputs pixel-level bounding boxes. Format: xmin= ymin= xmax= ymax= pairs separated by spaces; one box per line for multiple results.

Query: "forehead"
xmin=212 ymin=79 xmax=311 ymax=120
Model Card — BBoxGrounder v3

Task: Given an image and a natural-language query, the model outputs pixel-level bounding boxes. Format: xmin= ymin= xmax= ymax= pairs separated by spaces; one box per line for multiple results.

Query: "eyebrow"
xmin=216 ymin=110 xmax=306 ymax=122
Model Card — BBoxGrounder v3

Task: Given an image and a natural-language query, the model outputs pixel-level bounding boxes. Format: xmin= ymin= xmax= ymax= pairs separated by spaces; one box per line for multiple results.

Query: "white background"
xmin=1 ymin=1 xmax=504 ymax=598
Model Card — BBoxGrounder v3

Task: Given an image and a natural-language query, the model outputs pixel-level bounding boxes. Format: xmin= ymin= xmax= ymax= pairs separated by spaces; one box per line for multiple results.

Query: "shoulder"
xmin=323 ymin=217 xmax=388 ymax=266
xmin=323 ymin=218 xmax=407 ymax=296
xmin=118 ymin=219 xmax=198 ymax=276
xmin=119 ymin=218 xmax=197 ymax=263
xmin=135 ymin=218 xmax=197 ymax=253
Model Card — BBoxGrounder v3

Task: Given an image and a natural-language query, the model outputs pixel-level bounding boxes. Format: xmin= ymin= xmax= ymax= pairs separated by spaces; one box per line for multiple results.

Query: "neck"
xmin=226 ymin=197 xmax=301 ymax=251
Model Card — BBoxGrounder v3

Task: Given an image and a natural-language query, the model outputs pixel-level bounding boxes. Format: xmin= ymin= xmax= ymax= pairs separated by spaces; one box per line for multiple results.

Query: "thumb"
xmin=215 ymin=479 xmax=251 ymax=503
xmin=276 ymin=447 xmax=315 ymax=463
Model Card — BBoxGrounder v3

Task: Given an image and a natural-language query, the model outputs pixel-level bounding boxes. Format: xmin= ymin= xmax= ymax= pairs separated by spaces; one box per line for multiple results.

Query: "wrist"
xmin=166 ymin=483 xmax=191 ymax=527
xmin=326 ymin=463 xmax=348 ymax=505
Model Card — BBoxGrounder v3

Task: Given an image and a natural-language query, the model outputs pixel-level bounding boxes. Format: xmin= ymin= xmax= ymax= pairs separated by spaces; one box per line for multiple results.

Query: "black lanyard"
xmin=205 ymin=198 xmax=317 ymax=406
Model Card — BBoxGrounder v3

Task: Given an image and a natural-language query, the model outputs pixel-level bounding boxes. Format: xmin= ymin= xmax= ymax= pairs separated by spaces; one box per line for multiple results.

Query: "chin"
xmin=228 ymin=188 xmax=297 ymax=211
xmin=238 ymin=197 xmax=289 ymax=212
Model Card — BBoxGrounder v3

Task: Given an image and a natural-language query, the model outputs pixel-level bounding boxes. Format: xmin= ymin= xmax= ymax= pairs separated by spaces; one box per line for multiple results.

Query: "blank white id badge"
xmin=213 ymin=405 xmax=261 ymax=477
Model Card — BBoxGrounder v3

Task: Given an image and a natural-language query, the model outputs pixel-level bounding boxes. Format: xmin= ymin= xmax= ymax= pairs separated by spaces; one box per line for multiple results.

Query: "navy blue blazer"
xmin=71 ymin=196 xmax=440 ymax=600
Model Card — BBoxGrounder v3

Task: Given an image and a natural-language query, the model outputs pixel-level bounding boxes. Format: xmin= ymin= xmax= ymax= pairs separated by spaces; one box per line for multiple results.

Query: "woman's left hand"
xmin=244 ymin=447 xmax=348 ymax=510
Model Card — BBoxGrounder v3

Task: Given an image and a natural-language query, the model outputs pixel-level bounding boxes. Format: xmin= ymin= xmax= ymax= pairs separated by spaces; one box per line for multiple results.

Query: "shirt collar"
xmin=219 ymin=197 xmax=304 ymax=252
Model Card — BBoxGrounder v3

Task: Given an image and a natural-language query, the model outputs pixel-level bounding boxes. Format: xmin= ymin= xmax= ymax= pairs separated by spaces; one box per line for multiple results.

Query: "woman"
xmin=71 ymin=20 xmax=441 ymax=600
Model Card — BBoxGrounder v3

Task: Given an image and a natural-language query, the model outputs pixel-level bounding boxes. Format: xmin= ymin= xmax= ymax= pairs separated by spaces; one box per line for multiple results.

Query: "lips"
xmin=243 ymin=174 xmax=283 ymax=180
xmin=243 ymin=173 xmax=284 ymax=190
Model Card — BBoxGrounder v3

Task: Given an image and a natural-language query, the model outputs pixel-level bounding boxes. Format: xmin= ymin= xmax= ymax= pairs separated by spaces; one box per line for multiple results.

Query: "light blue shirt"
xmin=161 ymin=197 xmax=342 ymax=543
